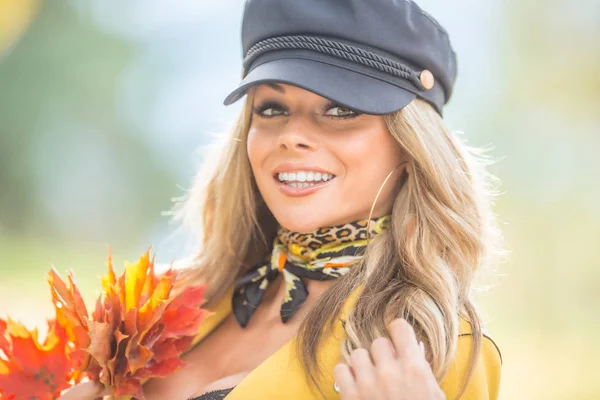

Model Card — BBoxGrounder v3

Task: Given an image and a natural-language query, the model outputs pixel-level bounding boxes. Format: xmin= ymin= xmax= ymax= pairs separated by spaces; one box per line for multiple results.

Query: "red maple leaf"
xmin=0 ymin=317 xmax=76 ymax=400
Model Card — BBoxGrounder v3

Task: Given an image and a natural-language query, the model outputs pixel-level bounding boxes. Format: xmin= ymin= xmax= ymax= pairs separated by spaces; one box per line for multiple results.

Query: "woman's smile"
xmin=272 ymin=163 xmax=337 ymax=197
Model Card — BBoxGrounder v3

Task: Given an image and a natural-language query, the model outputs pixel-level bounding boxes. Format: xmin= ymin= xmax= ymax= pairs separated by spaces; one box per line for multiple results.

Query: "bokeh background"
xmin=1 ymin=1 xmax=598 ymax=398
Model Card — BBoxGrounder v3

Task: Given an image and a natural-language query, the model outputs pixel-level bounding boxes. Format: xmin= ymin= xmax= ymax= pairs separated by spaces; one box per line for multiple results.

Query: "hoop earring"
xmin=366 ymin=161 xmax=409 ymax=243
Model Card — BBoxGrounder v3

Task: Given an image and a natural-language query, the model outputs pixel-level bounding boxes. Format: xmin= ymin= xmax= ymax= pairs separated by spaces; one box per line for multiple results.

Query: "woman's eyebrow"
xmin=266 ymin=83 xmax=285 ymax=93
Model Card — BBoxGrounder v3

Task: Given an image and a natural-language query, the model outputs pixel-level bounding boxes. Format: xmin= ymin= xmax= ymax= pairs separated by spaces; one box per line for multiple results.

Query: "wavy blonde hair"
xmin=171 ymin=89 xmax=504 ymax=399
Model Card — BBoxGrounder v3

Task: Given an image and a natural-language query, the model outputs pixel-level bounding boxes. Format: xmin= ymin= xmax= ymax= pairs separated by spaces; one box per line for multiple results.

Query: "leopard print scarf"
xmin=232 ymin=215 xmax=391 ymax=328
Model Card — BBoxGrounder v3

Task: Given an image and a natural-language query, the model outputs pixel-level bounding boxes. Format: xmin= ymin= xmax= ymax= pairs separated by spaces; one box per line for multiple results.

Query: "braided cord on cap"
xmin=244 ymin=35 xmax=425 ymax=90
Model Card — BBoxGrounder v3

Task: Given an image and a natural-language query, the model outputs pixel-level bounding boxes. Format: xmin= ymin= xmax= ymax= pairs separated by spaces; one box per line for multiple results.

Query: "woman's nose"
xmin=276 ymin=120 xmax=317 ymax=152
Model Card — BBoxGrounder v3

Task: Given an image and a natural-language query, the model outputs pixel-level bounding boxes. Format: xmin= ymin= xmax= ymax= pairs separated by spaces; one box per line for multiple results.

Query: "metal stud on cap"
xmin=419 ymin=69 xmax=435 ymax=90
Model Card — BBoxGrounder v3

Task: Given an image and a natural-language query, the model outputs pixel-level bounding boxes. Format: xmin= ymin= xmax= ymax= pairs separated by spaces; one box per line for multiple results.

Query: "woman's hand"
xmin=58 ymin=381 xmax=111 ymax=400
xmin=333 ymin=318 xmax=445 ymax=400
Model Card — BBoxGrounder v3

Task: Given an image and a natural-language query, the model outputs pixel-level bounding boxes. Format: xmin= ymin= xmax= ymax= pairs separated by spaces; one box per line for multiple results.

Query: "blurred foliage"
xmin=0 ymin=2 xmax=177 ymax=242
xmin=0 ymin=0 xmax=39 ymax=55
xmin=506 ymin=0 xmax=600 ymax=117
xmin=0 ymin=1 xmax=598 ymax=399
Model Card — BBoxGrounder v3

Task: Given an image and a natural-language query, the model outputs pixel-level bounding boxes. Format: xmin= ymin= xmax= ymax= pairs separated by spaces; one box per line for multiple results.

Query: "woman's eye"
xmin=253 ymin=102 xmax=288 ymax=118
xmin=324 ymin=105 xmax=358 ymax=118
xmin=261 ymin=108 xmax=283 ymax=117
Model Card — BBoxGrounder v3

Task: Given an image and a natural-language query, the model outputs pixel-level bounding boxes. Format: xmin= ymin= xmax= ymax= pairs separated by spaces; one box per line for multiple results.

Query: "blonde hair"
xmin=171 ymin=90 xmax=505 ymax=399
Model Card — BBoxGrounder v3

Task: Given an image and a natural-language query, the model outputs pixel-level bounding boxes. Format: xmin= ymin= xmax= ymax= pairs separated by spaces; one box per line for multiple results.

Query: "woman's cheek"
xmin=246 ymin=129 xmax=266 ymax=169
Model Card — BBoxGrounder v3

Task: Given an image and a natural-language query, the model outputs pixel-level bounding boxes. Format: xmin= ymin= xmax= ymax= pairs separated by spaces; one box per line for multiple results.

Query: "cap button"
xmin=419 ymin=69 xmax=435 ymax=90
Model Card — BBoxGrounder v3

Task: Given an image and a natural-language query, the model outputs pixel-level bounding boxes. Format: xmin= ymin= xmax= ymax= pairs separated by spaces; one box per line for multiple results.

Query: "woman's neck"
xmin=259 ymin=274 xmax=336 ymax=324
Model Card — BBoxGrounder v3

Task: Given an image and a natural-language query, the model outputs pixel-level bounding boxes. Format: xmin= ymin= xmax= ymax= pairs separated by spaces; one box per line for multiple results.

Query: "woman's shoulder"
xmin=440 ymin=318 xmax=502 ymax=400
xmin=457 ymin=318 xmax=502 ymax=361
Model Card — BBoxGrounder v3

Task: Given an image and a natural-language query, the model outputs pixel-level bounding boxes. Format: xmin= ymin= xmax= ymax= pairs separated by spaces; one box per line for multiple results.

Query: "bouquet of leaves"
xmin=0 ymin=249 xmax=211 ymax=400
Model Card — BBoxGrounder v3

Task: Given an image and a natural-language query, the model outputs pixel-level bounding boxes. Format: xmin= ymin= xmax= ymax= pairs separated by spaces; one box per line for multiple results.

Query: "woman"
xmin=61 ymin=0 xmax=503 ymax=399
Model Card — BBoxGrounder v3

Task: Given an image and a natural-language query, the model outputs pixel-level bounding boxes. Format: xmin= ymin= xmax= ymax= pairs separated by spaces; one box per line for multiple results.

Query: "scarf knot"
xmin=232 ymin=215 xmax=391 ymax=328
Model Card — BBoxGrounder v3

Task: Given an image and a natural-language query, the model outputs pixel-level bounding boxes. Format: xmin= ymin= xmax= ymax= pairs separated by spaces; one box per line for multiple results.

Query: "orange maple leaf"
xmin=48 ymin=247 xmax=212 ymax=400
xmin=0 ymin=317 xmax=76 ymax=400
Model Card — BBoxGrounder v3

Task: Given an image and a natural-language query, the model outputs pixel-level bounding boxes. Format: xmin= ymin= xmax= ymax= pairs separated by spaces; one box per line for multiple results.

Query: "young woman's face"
xmin=247 ymin=83 xmax=407 ymax=232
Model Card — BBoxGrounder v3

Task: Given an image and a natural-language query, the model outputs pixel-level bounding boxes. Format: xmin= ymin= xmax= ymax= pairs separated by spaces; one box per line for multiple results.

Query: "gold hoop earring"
xmin=366 ymin=161 xmax=409 ymax=243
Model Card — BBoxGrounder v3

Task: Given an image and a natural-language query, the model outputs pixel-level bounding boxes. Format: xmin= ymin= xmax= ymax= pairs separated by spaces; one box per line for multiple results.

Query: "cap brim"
xmin=222 ymin=58 xmax=416 ymax=115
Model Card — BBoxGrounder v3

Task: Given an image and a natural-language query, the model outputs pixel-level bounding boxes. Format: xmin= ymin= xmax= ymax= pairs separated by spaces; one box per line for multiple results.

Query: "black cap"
xmin=223 ymin=0 xmax=457 ymax=116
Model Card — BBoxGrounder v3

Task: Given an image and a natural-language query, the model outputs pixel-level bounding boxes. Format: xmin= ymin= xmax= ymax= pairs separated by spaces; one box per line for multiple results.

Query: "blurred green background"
xmin=0 ymin=1 xmax=598 ymax=399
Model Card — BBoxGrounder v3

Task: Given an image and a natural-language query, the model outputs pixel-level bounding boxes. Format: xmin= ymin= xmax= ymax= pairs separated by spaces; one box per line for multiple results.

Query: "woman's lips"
xmin=273 ymin=176 xmax=335 ymax=197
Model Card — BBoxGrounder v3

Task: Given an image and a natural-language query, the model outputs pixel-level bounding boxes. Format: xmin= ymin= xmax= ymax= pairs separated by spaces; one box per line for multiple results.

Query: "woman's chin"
xmin=276 ymin=219 xmax=325 ymax=233
xmin=273 ymin=212 xmax=333 ymax=233
xmin=272 ymin=210 xmax=355 ymax=233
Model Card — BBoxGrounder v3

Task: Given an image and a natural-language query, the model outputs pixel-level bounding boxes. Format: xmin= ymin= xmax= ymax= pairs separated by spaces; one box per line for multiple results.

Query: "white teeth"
xmin=287 ymin=182 xmax=315 ymax=188
xmin=277 ymin=171 xmax=335 ymax=183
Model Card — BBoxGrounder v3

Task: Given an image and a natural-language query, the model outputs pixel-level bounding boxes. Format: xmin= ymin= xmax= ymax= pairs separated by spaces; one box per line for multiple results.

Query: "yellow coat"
xmin=190 ymin=285 xmax=502 ymax=400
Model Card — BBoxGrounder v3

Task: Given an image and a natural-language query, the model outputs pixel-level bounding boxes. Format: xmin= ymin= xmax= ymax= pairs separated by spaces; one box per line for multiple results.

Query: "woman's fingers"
xmin=350 ymin=348 xmax=385 ymax=400
xmin=371 ymin=336 xmax=403 ymax=399
xmin=334 ymin=319 xmax=442 ymax=400
xmin=370 ymin=336 xmax=396 ymax=364
xmin=58 ymin=381 xmax=109 ymax=400
xmin=334 ymin=363 xmax=359 ymax=400
xmin=387 ymin=318 xmax=421 ymax=361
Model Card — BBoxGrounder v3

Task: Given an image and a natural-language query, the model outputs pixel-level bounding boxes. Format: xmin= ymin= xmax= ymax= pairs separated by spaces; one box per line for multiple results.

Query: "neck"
xmin=260 ymin=274 xmax=336 ymax=323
